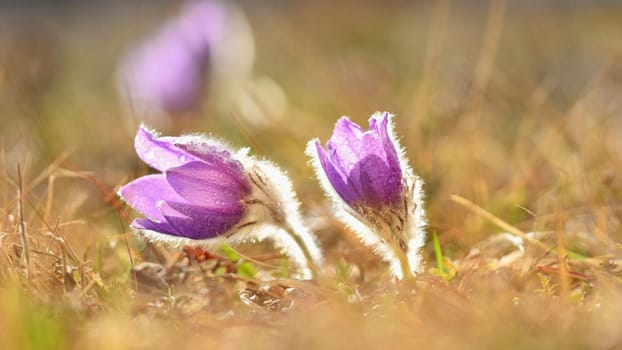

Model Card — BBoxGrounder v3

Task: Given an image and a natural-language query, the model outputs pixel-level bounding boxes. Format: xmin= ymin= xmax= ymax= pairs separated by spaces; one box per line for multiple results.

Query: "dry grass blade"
xmin=6 ymin=150 xmax=72 ymax=209
xmin=16 ymin=164 xmax=30 ymax=281
xmin=450 ymin=194 xmax=550 ymax=252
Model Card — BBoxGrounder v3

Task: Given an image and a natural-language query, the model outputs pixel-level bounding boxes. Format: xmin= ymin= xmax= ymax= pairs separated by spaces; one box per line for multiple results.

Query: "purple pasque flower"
xmin=310 ymin=112 xmax=404 ymax=210
xmin=119 ymin=26 xmax=207 ymax=116
xmin=118 ymin=0 xmax=254 ymax=120
xmin=307 ymin=112 xmax=427 ymax=280
xmin=119 ymin=126 xmax=250 ymax=240
xmin=119 ymin=126 xmax=324 ymax=279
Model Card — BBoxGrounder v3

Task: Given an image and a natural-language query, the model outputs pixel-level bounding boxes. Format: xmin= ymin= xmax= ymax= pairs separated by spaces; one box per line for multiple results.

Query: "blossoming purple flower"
xmin=119 ymin=126 xmax=323 ymax=279
xmin=311 ymin=113 xmax=404 ymax=210
xmin=307 ymin=112 xmax=427 ymax=280
xmin=119 ymin=127 xmax=250 ymax=239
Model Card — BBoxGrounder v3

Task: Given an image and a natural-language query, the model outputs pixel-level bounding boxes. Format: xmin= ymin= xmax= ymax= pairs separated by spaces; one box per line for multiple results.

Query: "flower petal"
xmin=134 ymin=127 xmax=199 ymax=171
xmin=352 ymin=154 xmax=401 ymax=207
xmin=370 ymin=112 xmax=401 ymax=174
xmin=165 ymin=161 xmax=249 ymax=212
xmin=131 ymin=217 xmax=179 ymax=236
xmin=358 ymin=131 xmax=402 ymax=206
xmin=172 ymin=140 xmax=250 ymax=191
xmin=118 ymin=174 xmax=187 ymax=223
xmin=327 ymin=117 xmax=365 ymax=172
xmin=314 ymin=140 xmax=359 ymax=205
xmin=334 ymin=116 xmax=364 ymax=139
xmin=159 ymin=201 xmax=243 ymax=239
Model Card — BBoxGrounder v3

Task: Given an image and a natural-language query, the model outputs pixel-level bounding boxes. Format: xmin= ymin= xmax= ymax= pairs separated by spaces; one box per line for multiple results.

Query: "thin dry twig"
xmin=6 ymin=151 xmax=73 ymax=208
xmin=450 ymin=194 xmax=550 ymax=252
xmin=119 ymin=216 xmax=138 ymax=292
xmin=555 ymin=201 xmax=570 ymax=301
xmin=1 ymin=146 xmax=7 ymax=230
xmin=17 ymin=164 xmax=31 ymax=281
xmin=44 ymin=174 xmax=56 ymax=223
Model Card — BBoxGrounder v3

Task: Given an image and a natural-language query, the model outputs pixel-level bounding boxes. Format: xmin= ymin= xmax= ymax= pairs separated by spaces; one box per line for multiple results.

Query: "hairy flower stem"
xmin=247 ymin=198 xmax=320 ymax=277
xmin=381 ymin=224 xmax=414 ymax=281
xmin=282 ymin=225 xmax=320 ymax=276
xmin=394 ymin=241 xmax=414 ymax=281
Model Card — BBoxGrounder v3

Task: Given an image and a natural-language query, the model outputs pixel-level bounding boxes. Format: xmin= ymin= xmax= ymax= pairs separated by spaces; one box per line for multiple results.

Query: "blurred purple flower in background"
xmin=307 ymin=112 xmax=427 ymax=280
xmin=119 ymin=126 xmax=323 ymax=279
xmin=118 ymin=0 xmax=254 ymax=126
xmin=120 ymin=27 xmax=207 ymax=116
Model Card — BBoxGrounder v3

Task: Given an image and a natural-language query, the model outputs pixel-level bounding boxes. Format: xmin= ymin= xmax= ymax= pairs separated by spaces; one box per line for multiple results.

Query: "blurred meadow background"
xmin=2 ymin=0 xmax=622 ymax=348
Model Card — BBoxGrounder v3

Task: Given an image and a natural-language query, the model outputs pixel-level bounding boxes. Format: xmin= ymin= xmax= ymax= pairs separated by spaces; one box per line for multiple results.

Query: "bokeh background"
xmin=3 ymin=0 xmax=622 ymax=245
xmin=2 ymin=1 xmax=622 ymax=348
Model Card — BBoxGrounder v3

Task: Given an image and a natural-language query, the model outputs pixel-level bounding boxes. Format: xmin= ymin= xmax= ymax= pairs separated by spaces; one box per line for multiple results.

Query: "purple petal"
xmin=165 ymin=161 xmax=249 ymax=211
xmin=350 ymin=156 xmax=384 ymax=206
xmin=358 ymin=132 xmax=402 ymax=205
xmin=314 ymin=140 xmax=359 ymax=205
xmin=118 ymin=174 xmax=186 ymax=223
xmin=352 ymin=154 xmax=401 ymax=207
xmin=131 ymin=217 xmax=179 ymax=236
xmin=334 ymin=116 xmax=364 ymax=139
xmin=317 ymin=113 xmax=405 ymax=209
xmin=370 ymin=112 xmax=401 ymax=173
xmin=122 ymin=173 xmax=245 ymax=240
xmin=327 ymin=117 xmax=365 ymax=172
xmin=326 ymin=143 xmax=364 ymax=199
xmin=134 ymin=127 xmax=198 ymax=171
xmin=159 ymin=201 xmax=243 ymax=239
xmin=172 ymin=140 xmax=249 ymax=191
